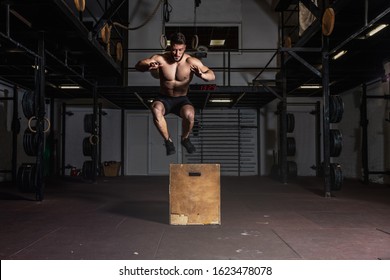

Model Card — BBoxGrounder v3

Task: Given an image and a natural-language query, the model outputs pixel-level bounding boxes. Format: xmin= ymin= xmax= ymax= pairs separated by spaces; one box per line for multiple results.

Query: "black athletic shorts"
xmin=154 ymin=94 xmax=193 ymax=116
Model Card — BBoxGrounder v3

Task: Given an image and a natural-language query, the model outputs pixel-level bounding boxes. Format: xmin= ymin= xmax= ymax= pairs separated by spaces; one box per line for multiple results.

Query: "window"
xmin=165 ymin=25 xmax=240 ymax=51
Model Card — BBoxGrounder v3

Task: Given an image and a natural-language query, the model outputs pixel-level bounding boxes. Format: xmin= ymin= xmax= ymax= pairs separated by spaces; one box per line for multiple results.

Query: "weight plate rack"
xmin=274 ymin=105 xmax=297 ymax=180
xmin=19 ymin=90 xmax=46 ymax=200
xmin=329 ymin=95 xmax=344 ymax=191
xmin=286 ymin=112 xmax=297 ymax=178
xmin=82 ymin=114 xmax=97 ymax=180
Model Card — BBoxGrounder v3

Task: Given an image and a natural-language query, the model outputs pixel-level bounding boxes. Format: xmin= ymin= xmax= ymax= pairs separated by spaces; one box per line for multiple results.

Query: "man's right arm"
xmin=135 ymin=55 xmax=160 ymax=72
xmin=135 ymin=58 xmax=152 ymax=72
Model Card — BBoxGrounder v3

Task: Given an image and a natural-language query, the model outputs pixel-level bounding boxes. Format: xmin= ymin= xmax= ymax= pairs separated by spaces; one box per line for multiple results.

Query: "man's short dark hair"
xmin=170 ymin=32 xmax=186 ymax=45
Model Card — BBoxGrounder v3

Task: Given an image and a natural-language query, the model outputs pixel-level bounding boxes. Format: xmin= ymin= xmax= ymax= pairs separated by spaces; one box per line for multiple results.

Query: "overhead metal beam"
xmin=287 ymin=50 xmax=322 ymax=78
xmin=133 ymin=92 xmax=150 ymax=110
xmin=292 ymin=0 xmax=355 ymax=48
xmin=92 ymin=0 xmax=128 ymax=36
xmin=330 ymin=5 xmax=390 ymax=54
xmin=0 ymin=31 xmax=41 ymax=59
xmin=202 ymin=92 xmax=211 ymax=110
xmin=255 ymin=80 xmax=283 ymax=100
xmin=45 ymin=49 xmax=96 ymax=91
xmin=274 ymin=0 xmax=297 ymax=12
xmin=231 ymin=92 xmax=246 ymax=108
xmin=253 ymin=50 xmax=279 ymax=82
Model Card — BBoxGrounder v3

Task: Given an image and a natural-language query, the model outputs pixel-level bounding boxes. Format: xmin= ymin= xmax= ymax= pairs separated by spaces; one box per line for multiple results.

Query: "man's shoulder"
xmin=185 ymin=55 xmax=200 ymax=63
xmin=155 ymin=53 xmax=173 ymax=62
xmin=152 ymin=53 xmax=165 ymax=59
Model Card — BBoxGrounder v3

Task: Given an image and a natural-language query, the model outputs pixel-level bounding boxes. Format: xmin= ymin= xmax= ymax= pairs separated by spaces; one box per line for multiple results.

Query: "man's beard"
xmin=172 ymin=53 xmax=184 ymax=62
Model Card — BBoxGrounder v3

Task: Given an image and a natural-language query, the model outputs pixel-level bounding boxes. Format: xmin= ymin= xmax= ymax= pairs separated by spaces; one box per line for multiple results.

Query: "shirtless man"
xmin=135 ymin=32 xmax=215 ymax=155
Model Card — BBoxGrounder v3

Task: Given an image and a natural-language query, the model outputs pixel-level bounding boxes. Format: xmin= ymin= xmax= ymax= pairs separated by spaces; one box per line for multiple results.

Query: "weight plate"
xmin=330 ymin=129 xmax=342 ymax=157
xmin=287 ymin=113 xmax=295 ymax=133
xmin=17 ymin=163 xmax=36 ymax=193
xmin=23 ymin=128 xmax=38 ymax=156
xmin=17 ymin=165 xmax=26 ymax=192
xmin=82 ymin=160 xmax=94 ymax=179
xmin=330 ymin=163 xmax=343 ymax=190
xmin=287 ymin=137 xmax=296 ymax=156
xmin=284 ymin=36 xmax=292 ymax=48
xmin=22 ymin=91 xmax=35 ymax=119
xmin=322 ymin=7 xmax=335 ymax=36
xmin=83 ymin=137 xmax=92 ymax=157
xmin=116 ymin=42 xmax=123 ymax=62
xmin=330 ymin=95 xmax=344 ymax=123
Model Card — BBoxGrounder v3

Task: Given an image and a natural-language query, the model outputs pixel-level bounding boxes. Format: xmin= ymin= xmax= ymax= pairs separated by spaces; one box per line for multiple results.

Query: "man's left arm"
xmin=189 ymin=58 xmax=216 ymax=82
xmin=198 ymin=66 xmax=215 ymax=82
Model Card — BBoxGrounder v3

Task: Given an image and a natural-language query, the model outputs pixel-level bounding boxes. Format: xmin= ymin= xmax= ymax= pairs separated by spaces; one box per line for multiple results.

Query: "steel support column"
xmin=49 ymin=98 xmax=55 ymax=176
xmin=315 ymin=101 xmax=322 ymax=177
xmin=322 ymin=1 xmax=331 ymax=197
xmin=61 ymin=103 xmax=66 ymax=176
xmin=35 ymin=32 xmax=46 ymax=201
xmin=361 ymin=83 xmax=369 ymax=184
xmin=279 ymin=9 xmax=288 ymax=184
xmin=98 ymin=103 xmax=103 ymax=172
xmin=12 ymin=86 xmax=18 ymax=183
xmin=121 ymin=108 xmax=125 ymax=176
xmin=92 ymin=83 xmax=98 ymax=182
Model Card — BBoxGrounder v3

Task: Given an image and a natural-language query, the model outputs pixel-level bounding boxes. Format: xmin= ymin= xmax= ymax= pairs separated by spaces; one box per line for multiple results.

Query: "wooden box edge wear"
xmin=169 ymin=163 xmax=221 ymax=225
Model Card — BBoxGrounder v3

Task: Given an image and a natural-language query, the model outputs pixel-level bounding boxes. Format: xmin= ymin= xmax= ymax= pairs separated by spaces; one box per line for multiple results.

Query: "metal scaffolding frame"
xmin=277 ymin=0 xmax=333 ymax=195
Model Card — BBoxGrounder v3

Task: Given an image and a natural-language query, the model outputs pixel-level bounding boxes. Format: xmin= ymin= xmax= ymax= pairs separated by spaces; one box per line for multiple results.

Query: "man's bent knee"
xmin=151 ymin=101 xmax=165 ymax=117
xmin=180 ymin=106 xmax=195 ymax=121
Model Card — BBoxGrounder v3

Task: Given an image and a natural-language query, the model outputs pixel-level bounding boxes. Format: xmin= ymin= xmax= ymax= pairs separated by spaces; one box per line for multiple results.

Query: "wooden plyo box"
xmin=169 ymin=164 xmax=221 ymax=225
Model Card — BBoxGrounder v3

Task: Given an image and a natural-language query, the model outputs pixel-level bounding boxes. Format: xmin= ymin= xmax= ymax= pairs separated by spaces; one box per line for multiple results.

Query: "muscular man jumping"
xmin=135 ymin=32 xmax=215 ymax=155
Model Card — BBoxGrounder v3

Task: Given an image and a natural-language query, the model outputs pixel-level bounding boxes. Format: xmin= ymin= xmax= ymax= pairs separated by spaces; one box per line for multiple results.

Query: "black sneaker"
xmin=164 ymin=140 xmax=176 ymax=156
xmin=181 ymin=137 xmax=196 ymax=154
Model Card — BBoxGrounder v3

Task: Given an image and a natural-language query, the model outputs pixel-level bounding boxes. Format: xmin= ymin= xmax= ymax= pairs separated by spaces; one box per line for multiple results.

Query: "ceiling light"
xmin=209 ymin=39 xmax=225 ymax=46
xmin=332 ymin=50 xmax=347 ymax=60
xmin=209 ymin=98 xmax=232 ymax=103
xmin=58 ymin=85 xmax=81 ymax=89
xmin=299 ymin=84 xmax=322 ymax=89
xmin=366 ymin=24 xmax=389 ymax=37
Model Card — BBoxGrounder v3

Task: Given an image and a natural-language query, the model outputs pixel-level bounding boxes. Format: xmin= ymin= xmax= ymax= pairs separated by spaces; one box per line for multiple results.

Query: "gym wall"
xmin=127 ymin=0 xmax=278 ymax=87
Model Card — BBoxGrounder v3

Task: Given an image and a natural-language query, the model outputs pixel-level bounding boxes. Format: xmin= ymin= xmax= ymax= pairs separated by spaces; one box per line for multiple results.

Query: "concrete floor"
xmin=1 ymin=175 xmax=390 ymax=260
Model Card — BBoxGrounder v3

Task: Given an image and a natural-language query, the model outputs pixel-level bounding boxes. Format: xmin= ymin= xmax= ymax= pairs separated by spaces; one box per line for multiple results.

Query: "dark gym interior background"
xmin=0 ymin=0 xmax=390 ymax=260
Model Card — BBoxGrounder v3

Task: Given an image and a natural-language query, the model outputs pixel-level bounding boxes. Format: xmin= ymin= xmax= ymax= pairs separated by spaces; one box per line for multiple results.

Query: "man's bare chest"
xmin=161 ymin=62 xmax=191 ymax=81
